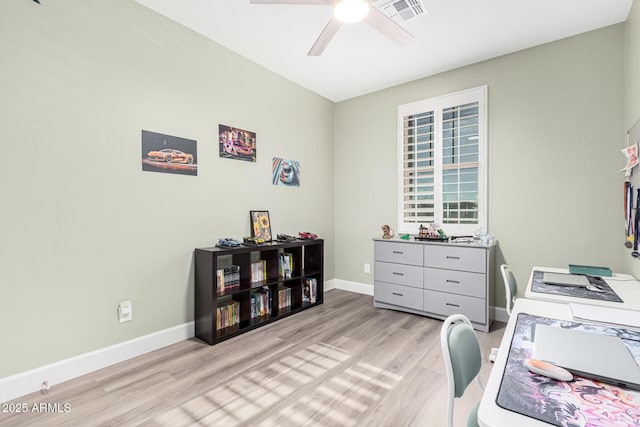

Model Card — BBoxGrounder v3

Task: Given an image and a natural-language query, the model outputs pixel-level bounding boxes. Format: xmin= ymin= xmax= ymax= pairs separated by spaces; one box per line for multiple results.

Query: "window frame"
xmin=397 ymin=86 xmax=488 ymax=236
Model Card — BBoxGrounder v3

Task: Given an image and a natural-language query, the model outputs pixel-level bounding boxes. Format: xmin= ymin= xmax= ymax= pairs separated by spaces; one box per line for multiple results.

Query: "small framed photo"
xmin=250 ymin=211 xmax=272 ymax=242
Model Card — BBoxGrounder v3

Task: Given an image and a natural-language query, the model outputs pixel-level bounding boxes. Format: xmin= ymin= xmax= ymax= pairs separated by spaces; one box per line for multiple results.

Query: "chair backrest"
xmin=441 ymin=314 xmax=484 ymax=427
xmin=500 ymin=264 xmax=518 ymax=316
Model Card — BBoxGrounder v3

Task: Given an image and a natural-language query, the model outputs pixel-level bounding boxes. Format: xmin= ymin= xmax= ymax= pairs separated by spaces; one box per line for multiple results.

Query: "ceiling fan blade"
xmin=250 ymin=0 xmax=331 ymax=4
xmin=365 ymin=7 xmax=414 ymax=46
xmin=308 ymin=17 xmax=343 ymax=56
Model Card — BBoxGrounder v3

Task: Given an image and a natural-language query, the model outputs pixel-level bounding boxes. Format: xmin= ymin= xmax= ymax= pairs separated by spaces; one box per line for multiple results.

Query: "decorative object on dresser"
xmin=373 ymin=238 xmax=496 ymax=332
xmin=416 ymin=223 xmax=447 ymax=241
xmin=381 ymin=224 xmax=394 ymax=239
xmin=195 ymin=239 xmax=324 ymax=345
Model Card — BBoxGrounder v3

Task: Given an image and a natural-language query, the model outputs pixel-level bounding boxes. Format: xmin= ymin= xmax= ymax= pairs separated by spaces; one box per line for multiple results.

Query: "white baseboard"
xmin=331 ymin=279 xmax=374 ymax=296
xmin=0 ymin=321 xmax=194 ymax=404
xmin=492 ymin=306 xmax=510 ymax=323
xmin=324 ymin=278 xmax=337 ymax=291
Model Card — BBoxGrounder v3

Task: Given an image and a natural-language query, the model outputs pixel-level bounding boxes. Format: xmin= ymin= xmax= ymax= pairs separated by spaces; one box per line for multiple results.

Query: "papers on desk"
xmin=570 ymin=303 xmax=640 ymax=329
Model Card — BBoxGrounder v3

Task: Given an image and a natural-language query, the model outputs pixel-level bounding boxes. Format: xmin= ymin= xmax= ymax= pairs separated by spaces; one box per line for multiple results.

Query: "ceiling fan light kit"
xmin=250 ymin=0 xmax=414 ymax=56
xmin=333 ymin=0 xmax=370 ymax=23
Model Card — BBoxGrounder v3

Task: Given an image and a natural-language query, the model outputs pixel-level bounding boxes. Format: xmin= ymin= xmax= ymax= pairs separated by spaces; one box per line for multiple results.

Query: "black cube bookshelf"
xmin=194 ymin=239 xmax=324 ymax=345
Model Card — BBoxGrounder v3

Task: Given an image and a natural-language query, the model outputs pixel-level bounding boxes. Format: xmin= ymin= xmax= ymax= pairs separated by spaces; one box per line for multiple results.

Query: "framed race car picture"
xmin=250 ymin=210 xmax=272 ymax=242
xmin=142 ymin=130 xmax=197 ymax=176
xmin=219 ymin=124 xmax=256 ymax=162
xmin=272 ymin=157 xmax=300 ymax=187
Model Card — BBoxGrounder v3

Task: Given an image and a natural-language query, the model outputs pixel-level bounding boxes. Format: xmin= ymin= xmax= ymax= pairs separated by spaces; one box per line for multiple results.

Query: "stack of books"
xmin=278 ymin=287 xmax=291 ymax=309
xmin=250 ymin=260 xmax=267 ymax=283
xmin=217 ymin=265 xmax=240 ymax=293
xmin=216 ymin=300 xmax=239 ymax=330
xmin=279 ymin=253 xmax=293 ymax=279
xmin=303 ymin=278 xmax=318 ymax=304
xmin=251 ymin=286 xmax=272 ymax=318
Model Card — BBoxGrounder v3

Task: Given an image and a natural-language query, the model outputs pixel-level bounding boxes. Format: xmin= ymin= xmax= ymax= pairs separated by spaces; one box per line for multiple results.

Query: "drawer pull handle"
xmin=446 ymin=280 xmax=460 ymax=284
xmin=392 ymin=251 xmax=404 ymax=254
xmin=392 ymin=272 xmax=404 ymax=276
xmin=446 ymin=256 xmax=460 ymax=260
xmin=392 ymin=292 xmax=404 ymax=297
xmin=446 ymin=303 xmax=460 ymax=308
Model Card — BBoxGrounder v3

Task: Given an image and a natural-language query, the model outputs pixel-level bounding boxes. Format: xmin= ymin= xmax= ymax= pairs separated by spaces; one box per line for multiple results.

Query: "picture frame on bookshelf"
xmin=250 ymin=210 xmax=272 ymax=242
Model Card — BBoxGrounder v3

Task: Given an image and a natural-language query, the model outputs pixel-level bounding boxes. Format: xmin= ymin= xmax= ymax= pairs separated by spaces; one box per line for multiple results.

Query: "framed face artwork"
xmin=250 ymin=211 xmax=272 ymax=242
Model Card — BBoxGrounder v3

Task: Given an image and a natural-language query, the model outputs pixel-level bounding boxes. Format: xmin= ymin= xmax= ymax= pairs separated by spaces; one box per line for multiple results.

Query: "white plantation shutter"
xmin=398 ymin=86 xmax=487 ymax=235
xmin=401 ymin=107 xmax=436 ymax=225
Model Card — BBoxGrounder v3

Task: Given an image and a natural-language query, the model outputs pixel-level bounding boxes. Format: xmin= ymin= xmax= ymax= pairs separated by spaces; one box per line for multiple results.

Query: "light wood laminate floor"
xmin=0 ymin=290 xmax=505 ymax=427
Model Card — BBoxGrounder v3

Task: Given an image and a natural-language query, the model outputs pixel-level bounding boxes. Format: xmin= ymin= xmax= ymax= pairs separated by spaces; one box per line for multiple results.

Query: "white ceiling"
xmin=133 ymin=0 xmax=632 ymax=102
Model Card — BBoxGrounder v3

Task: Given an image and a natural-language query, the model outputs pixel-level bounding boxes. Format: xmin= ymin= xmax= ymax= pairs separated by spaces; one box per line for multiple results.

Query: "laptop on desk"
xmin=542 ymin=272 xmax=590 ymax=287
xmin=533 ymin=324 xmax=640 ymax=390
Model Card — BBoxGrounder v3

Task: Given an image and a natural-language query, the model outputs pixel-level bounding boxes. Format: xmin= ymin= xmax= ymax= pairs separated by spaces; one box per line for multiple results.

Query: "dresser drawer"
xmin=423 ymin=267 xmax=485 ymax=298
xmin=375 ymin=261 xmax=423 ymax=289
xmin=424 ymin=290 xmax=486 ymax=324
xmin=374 ymin=281 xmax=424 ymax=311
xmin=375 ymin=241 xmax=423 ymax=266
xmin=424 ymin=246 xmax=486 ymax=273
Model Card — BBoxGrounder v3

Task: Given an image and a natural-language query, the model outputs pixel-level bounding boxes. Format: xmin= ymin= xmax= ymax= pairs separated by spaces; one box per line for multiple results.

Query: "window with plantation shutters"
xmin=397 ymin=86 xmax=487 ymax=235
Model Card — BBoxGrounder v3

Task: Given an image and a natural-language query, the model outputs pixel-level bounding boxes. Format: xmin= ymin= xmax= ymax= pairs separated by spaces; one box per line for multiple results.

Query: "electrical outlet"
xmin=118 ymin=300 xmax=133 ymax=323
xmin=364 ymin=263 xmax=371 ymax=274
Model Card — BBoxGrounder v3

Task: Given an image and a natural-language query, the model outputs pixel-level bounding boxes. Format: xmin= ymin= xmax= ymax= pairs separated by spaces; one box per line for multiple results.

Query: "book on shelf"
xmin=217 ymin=265 xmax=240 ymax=292
xmin=302 ymin=280 xmax=310 ymax=303
xmin=216 ymin=299 xmax=240 ymax=330
xmin=250 ymin=259 xmax=267 ymax=283
xmin=279 ymin=253 xmax=293 ymax=279
xmin=251 ymin=286 xmax=272 ymax=319
xmin=278 ymin=287 xmax=291 ymax=309
xmin=303 ymin=278 xmax=317 ymax=303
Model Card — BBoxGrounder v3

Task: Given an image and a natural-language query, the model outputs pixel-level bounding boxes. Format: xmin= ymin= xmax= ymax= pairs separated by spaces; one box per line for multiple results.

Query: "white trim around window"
xmin=397 ymin=86 xmax=488 ymax=236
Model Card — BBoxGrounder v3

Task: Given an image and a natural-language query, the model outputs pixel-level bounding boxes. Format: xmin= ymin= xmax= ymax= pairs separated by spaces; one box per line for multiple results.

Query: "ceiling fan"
xmin=249 ymin=0 xmax=414 ymax=56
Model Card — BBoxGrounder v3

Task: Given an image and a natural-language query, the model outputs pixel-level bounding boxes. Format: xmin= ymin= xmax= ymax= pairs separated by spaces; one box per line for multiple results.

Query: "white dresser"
xmin=373 ymin=238 xmax=496 ymax=332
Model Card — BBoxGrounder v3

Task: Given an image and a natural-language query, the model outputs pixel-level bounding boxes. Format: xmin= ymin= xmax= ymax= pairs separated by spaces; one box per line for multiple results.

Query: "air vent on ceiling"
xmin=377 ymin=0 xmax=426 ymax=23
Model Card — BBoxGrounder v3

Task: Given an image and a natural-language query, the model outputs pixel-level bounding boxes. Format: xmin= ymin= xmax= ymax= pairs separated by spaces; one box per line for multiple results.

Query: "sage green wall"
xmin=628 ymin=0 xmax=640 ymax=128
xmin=335 ymin=24 xmax=626 ymax=308
xmin=626 ymin=1 xmax=640 ymax=279
xmin=0 ymin=0 xmax=335 ymax=378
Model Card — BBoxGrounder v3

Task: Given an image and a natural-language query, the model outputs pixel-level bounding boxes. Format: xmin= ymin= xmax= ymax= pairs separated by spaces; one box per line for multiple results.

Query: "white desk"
xmin=477 ymin=298 xmax=640 ymax=427
xmin=525 ymin=266 xmax=640 ymax=309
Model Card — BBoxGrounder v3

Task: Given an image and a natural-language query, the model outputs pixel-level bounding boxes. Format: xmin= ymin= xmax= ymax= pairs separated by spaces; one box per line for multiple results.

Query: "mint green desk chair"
xmin=441 ymin=314 xmax=485 ymax=427
xmin=489 ymin=264 xmax=518 ymax=362
xmin=500 ymin=264 xmax=518 ymax=316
